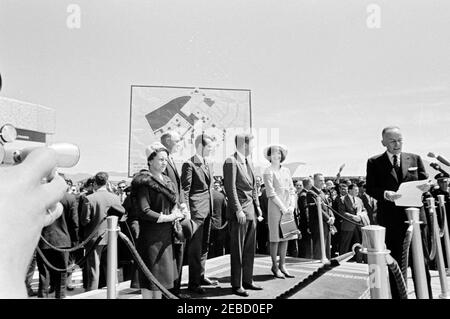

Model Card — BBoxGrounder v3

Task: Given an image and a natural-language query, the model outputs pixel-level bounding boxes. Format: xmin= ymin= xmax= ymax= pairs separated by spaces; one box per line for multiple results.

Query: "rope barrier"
xmin=36 ymin=232 xmax=105 ymax=273
xmin=117 ymin=231 xmax=178 ymax=299
xmin=306 ymin=191 xmax=364 ymax=226
xmin=386 ymin=254 xmax=408 ymax=299
xmin=428 ymin=207 xmax=437 ymax=261
xmin=39 ymin=217 xmax=107 ymax=253
xmin=122 ymin=221 xmax=136 ymax=247
xmin=214 ymin=221 xmax=228 ymax=230
xmin=401 ymin=225 xmax=413 ymax=287
xmin=322 ymin=201 xmax=365 ymax=227
xmin=276 ymin=243 xmax=361 ymax=299
xmin=275 ymin=262 xmax=330 ymax=299
xmin=436 ymin=201 xmax=445 ymax=238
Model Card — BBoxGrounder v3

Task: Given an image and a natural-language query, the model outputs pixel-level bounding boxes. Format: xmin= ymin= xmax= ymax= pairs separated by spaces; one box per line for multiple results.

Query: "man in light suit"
xmin=223 ymin=133 xmax=263 ymax=297
xmin=81 ymin=172 xmax=125 ymax=291
xmin=182 ymin=133 xmax=217 ymax=294
xmin=338 ymin=183 xmax=368 ymax=262
xmin=366 ymin=126 xmax=432 ymax=299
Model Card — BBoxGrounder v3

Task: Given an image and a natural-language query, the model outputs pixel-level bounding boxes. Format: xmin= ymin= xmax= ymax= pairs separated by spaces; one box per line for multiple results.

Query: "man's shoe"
xmin=232 ymin=287 xmax=249 ymax=297
xmin=242 ymin=282 xmax=263 ymax=290
xmin=200 ymin=277 xmax=219 ymax=286
xmin=188 ymin=285 xmax=206 ymax=294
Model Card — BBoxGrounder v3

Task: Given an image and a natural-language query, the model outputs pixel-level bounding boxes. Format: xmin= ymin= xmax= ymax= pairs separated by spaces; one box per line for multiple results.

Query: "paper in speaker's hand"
xmin=394 ymin=180 xmax=431 ymax=207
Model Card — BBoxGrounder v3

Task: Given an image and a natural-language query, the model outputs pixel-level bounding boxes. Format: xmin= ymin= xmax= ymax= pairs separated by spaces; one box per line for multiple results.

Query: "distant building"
xmin=1 ymin=96 xmax=55 ymax=165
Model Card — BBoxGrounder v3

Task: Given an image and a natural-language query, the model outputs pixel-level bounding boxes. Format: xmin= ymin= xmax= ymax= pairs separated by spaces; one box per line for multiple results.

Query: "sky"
xmin=1 ymin=0 xmax=450 ymax=177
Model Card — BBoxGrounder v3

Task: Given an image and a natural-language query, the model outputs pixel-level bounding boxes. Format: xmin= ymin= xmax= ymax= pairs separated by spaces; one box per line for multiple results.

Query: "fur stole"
xmin=131 ymin=172 xmax=177 ymax=205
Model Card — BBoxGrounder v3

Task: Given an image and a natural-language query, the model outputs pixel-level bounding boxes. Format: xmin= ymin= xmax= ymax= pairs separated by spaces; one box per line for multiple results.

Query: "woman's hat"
xmin=145 ymin=142 xmax=167 ymax=160
xmin=263 ymin=144 xmax=288 ymax=162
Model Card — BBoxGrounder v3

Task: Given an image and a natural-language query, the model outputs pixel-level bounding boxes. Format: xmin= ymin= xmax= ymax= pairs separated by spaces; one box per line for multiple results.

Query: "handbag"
xmin=279 ymin=212 xmax=301 ymax=239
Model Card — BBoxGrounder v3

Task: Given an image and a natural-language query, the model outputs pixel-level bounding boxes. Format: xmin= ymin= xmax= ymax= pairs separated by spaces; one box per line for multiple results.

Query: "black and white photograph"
xmin=1 ymin=0 xmax=450 ymax=307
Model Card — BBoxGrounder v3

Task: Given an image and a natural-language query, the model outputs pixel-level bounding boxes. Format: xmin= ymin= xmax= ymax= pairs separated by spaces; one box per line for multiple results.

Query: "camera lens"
xmin=0 ymin=124 xmax=17 ymax=143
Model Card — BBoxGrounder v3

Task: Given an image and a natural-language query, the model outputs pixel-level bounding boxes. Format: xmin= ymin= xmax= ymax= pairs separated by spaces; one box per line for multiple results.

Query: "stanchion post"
xmin=437 ymin=195 xmax=450 ymax=275
xmin=107 ymin=216 xmax=118 ymax=299
xmin=426 ymin=198 xmax=450 ymax=299
xmin=405 ymin=208 xmax=429 ymax=299
xmin=361 ymin=225 xmax=390 ymax=299
xmin=316 ymin=196 xmax=329 ymax=264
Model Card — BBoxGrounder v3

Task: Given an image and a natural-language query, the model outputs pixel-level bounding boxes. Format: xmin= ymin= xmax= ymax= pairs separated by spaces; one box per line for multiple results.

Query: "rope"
xmin=117 ymin=231 xmax=178 ymax=299
xmin=428 ymin=207 xmax=437 ymax=261
xmin=123 ymin=220 xmax=136 ymax=247
xmin=275 ymin=262 xmax=330 ymax=299
xmin=401 ymin=225 xmax=413 ymax=287
xmin=39 ymin=217 xmax=107 ymax=253
xmin=386 ymin=254 xmax=408 ymax=299
xmin=437 ymin=203 xmax=446 ymax=238
xmin=214 ymin=221 xmax=228 ymax=230
xmin=322 ymin=201 xmax=365 ymax=227
xmin=277 ymin=243 xmax=362 ymax=299
xmin=306 ymin=191 xmax=364 ymax=227
xmin=36 ymin=232 xmax=105 ymax=272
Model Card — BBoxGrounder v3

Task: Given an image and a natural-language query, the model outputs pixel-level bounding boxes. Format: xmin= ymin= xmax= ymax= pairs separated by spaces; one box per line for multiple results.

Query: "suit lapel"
xmin=246 ymin=157 xmax=255 ymax=184
xmin=193 ymin=155 xmax=210 ymax=183
xmin=168 ymin=157 xmax=180 ymax=182
xmin=383 ymin=152 xmax=398 ymax=183
xmin=344 ymin=195 xmax=354 ymax=214
xmin=234 ymin=152 xmax=252 ymax=185
xmin=401 ymin=153 xmax=410 ymax=181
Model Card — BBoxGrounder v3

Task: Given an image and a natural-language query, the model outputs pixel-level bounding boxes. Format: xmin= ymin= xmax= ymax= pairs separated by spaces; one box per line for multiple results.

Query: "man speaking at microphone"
xmin=366 ymin=126 xmax=432 ymax=299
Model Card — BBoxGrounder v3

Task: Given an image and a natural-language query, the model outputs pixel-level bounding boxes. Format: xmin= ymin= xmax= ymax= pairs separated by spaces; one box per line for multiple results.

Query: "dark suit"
xmin=332 ymin=195 xmax=346 ymax=255
xmin=366 ymin=151 xmax=432 ymax=298
xmin=76 ymin=191 xmax=92 ymax=289
xmin=339 ymin=195 xmax=364 ymax=257
xmin=306 ymin=186 xmax=334 ymax=259
xmin=122 ymin=195 xmax=140 ymax=288
xmin=181 ymin=154 xmax=213 ymax=288
xmin=297 ymin=189 xmax=312 ymax=258
xmin=37 ymin=192 xmax=78 ymax=298
xmin=360 ymin=193 xmax=377 ymax=225
xmin=256 ymin=187 xmax=269 ymax=254
xmin=209 ymin=189 xmax=228 ymax=257
xmin=163 ymin=155 xmax=186 ymax=293
xmin=223 ymin=152 xmax=260 ymax=289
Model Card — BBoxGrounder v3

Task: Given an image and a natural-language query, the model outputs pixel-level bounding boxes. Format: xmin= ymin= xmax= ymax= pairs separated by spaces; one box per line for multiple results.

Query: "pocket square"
xmin=408 ymin=167 xmax=418 ymax=171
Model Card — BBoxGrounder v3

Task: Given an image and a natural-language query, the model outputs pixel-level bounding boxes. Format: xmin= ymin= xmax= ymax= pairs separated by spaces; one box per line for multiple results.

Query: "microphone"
xmin=2 ymin=143 xmax=80 ymax=168
xmin=430 ymin=162 xmax=450 ymax=178
xmin=428 ymin=152 xmax=450 ymax=167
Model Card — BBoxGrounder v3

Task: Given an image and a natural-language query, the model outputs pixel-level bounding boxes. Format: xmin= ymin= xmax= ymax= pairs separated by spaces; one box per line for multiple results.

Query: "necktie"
xmin=393 ymin=154 xmax=402 ymax=180
xmin=393 ymin=154 xmax=399 ymax=168
xmin=245 ymin=158 xmax=251 ymax=177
